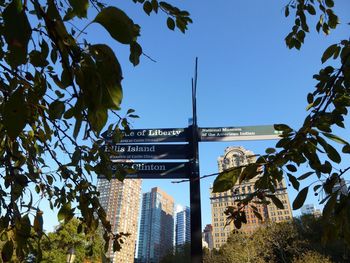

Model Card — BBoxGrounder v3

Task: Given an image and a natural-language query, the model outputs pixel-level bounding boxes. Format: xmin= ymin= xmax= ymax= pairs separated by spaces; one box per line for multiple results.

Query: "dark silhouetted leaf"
xmin=306 ymin=4 xmax=316 ymax=15
xmin=30 ymin=50 xmax=49 ymax=67
xmin=298 ymin=171 xmax=314 ymax=180
xmin=143 ymin=1 xmax=152 ymax=15
xmin=323 ymin=194 xmax=337 ymax=218
xmin=274 ymin=124 xmax=292 ymax=132
xmin=322 ymin=132 xmax=348 ymax=145
xmin=129 ymin=42 xmax=142 ymax=66
xmin=68 ymin=0 xmax=89 ymax=18
xmin=287 ymin=173 xmax=300 ymax=190
xmin=265 ymin=148 xmax=276 ymax=154
xmin=322 ymin=44 xmax=338 ymax=63
xmin=3 ymin=89 xmax=27 ymax=139
xmin=325 ymin=0 xmax=334 ymax=7
xmin=167 ymin=17 xmax=175 ymax=30
xmin=292 ymin=187 xmax=309 ymax=210
xmin=3 ymin=0 xmax=32 ymax=67
xmin=268 ymin=195 xmax=284 ymax=209
xmin=286 ymin=164 xmax=297 ymax=172
xmin=49 ymin=100 xmax=65 ymax=119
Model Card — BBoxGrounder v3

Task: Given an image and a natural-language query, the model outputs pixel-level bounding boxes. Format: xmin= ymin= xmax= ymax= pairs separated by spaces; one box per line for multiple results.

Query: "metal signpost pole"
xmin=189 ymin=58 xmax=203 ymax=263
xmin=101 ymin=58 xmax=283 ymax=263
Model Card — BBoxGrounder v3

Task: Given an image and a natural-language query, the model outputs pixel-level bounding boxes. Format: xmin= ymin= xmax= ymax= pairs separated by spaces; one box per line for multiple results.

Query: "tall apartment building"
xmin=202 ymin=224 xmax=214 ymax=250
xmin=97 ymin=178 xmax=142 ymax=263
xmin=137 ymin=187 xmax=175 ymax=263
xmin=210 ymin=146 xmax=293 ymax=249
xmin=175 ymin=206 xmax=190 ymax=247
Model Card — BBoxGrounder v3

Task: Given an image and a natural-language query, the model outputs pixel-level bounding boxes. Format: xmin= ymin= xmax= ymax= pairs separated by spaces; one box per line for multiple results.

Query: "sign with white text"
xmin=199 ymin=125 xmax=282 ymax=142
xmin=102 ymin=128 xmax=188 ymax=143
xmin=111 ymin=162 xmax=190 ymax=179
xmin=106 ymin=144 xmax=189 ymax=160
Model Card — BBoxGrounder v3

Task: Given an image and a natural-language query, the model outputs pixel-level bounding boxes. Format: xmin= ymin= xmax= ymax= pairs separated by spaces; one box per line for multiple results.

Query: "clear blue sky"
xmin=43 ymin=1 xmax=350 ymax=231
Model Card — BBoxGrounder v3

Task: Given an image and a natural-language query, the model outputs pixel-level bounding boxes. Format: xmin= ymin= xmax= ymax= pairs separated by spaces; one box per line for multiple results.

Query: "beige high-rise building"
xmin=97 ymin=178 xmax=142 ymax=263
xmin=210 ymin=146 xmax=293 ymax=249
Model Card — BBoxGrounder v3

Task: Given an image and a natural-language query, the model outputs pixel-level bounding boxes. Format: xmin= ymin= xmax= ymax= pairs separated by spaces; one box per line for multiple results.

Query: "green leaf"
xmin=3 ymin=89 xmax=28 ymax=139
xmin=48 ymin=100 xmax=65 ymax=119
xmin=88 ymin=108 xmax=108 ymax=134
xmin=94 ymin=7 xmax=140 ymax=44
xmin=167 ymin=17 xmax=175 ymax=30
xmin=267 ymin=195 xmax=284 ymax=209
xmin=213 ymin=168 xmax=241 ymax=193
xmin=240 ymin=163 xmax=259 ymax=183
xmin=90 ymin=44 xmax=123 ymax=109
xmin=68 ymin=0 xmax=89 ymax=18
xmin=3 ymin=0 xmax=32 ymax=67
xmin=58 ymin=203 xmax=74 ymax=222
xmin=322 ymin=132 xmax=348 ymax=145
xmin=292 ymin=187 xmax=309 ymax=210
xmin=1 ymin=240 xmax=14 ymax=262
xmin=321 ymin=44 xmax=338 ymax=63
xmin=287 ymin=173 xmax=300 ymax=190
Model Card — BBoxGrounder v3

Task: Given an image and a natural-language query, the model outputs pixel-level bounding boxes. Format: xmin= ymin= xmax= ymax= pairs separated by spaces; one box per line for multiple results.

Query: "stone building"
xmin=210 ymin=146 xmax=293 ymax=249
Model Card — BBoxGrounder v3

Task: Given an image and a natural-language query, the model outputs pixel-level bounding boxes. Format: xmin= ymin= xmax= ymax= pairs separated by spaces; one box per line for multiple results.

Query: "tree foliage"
xmin=213 ymin=0 xmax=350 ymax=246
xmin=34 ymin=218 xmax=104 ymax=263
xmin=204 ymin=217 xmax=345 ymax=263
xmin=160 ymin=243 xmax=191 ymax=263
xmin=0 ymin=0 xmax=191 ymax=260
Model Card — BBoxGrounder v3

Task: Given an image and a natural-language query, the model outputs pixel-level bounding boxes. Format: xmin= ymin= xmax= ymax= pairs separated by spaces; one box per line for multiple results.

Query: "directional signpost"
xmin=200 ymin=125 xmax=282 ymax=142
xmin=111 ymin=162 xmax=190 ymax=179
xmin=102 ymin=60 xmax=282 ymax=263
xmin=103 ymin=128 xmax=188 ymax=143
xmin=106 ymin=144 xmax=189 ymax=160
